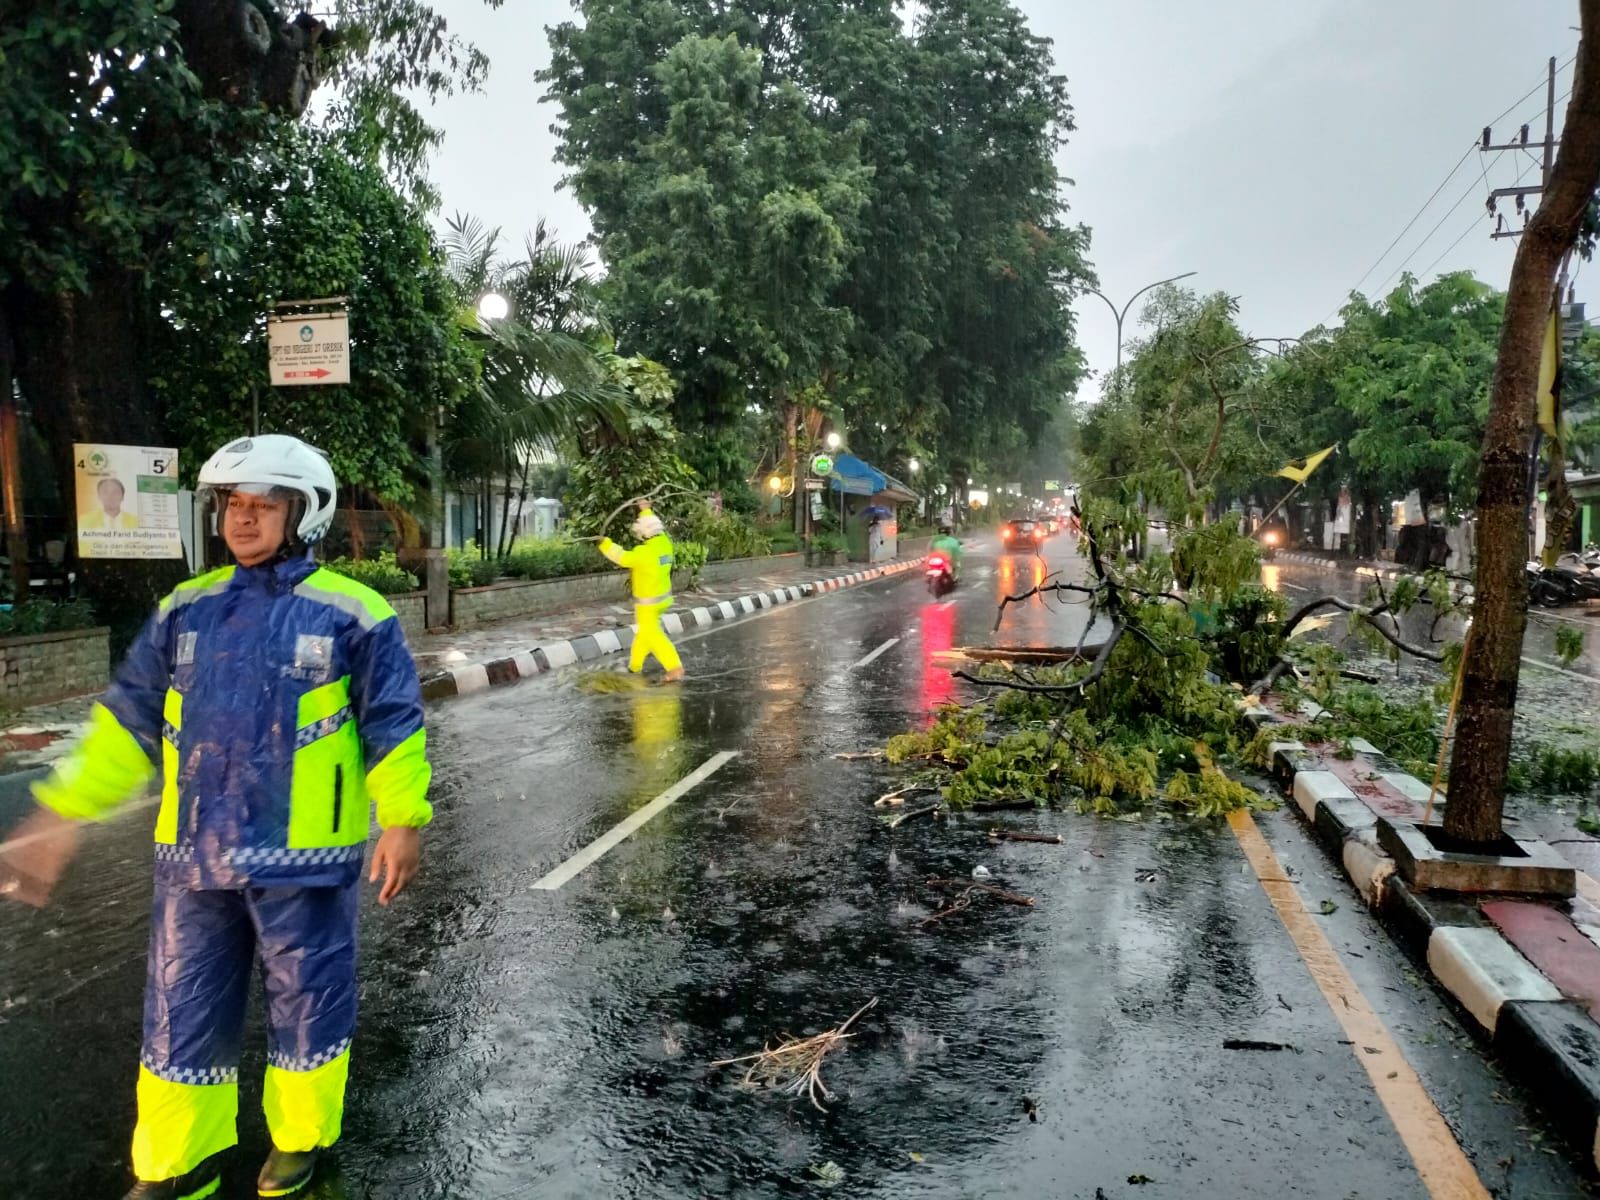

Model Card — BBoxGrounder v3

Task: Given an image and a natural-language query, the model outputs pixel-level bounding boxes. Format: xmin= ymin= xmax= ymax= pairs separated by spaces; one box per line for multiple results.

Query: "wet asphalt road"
xmin=0 ymin=542 xmax=1594 ymax=1199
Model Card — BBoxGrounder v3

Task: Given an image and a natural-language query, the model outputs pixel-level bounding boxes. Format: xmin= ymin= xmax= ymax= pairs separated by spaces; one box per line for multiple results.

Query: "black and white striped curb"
xmin=1245 ymin=702 xmax=1600 ymax=1167
xmin=419 ymin=558 xmax=928 ymax=700
xmin=1273 ymin=552 xmax=1477 ymax=601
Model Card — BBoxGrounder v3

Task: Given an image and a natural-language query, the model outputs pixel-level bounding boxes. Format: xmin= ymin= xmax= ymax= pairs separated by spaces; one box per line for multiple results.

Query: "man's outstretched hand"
xmin=0 ymin=806 xmax=83 ymax=908
xmin=370 ymin=826 xmax=421 ymax=906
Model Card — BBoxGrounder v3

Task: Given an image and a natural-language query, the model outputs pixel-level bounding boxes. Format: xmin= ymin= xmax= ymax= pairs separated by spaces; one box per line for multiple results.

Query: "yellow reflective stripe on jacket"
xmin=288 ymin=681 xmax=366 ymax=851
xmin=155 ymin=689 xmax=182 ymax=844
xmin=294 ymin=567 xmax=396 ymax=632
xmin=368 ymin=728 xmax=433 ymax=829
xmin=31 ymin=704 xmax=156 ymax=822
xmin=288 ymin=676 xmax=365 ymax=848
xmin=156 ymin=565 xmax=235 ymax=621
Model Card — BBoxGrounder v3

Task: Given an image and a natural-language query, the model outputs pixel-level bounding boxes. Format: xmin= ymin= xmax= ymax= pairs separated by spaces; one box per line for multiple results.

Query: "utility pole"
xmin=1482 ymin=55 xmax=1576 ymax=561
xmin=1483 ymin=56 xmax=1559 ymax=239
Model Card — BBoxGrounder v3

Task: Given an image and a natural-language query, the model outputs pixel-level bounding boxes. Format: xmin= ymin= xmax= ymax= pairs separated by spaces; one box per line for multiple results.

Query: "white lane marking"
xmin=1280 ymin=582 xmax=1310 ymax=593
xmin=530 ymin=751 xmax=740 ymax=891
xmin=1521 ymin=655 xmax=1598 ymax=684
xmin=938 ymin=598 xmax=957 ymax=609
xmin=852 ymin=637 xmax=901 ymax=669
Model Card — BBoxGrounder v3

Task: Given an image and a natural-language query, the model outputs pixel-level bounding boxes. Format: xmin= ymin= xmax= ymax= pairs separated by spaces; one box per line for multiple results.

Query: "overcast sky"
xmin=423 ymin=0 xmax=1583 ymax=393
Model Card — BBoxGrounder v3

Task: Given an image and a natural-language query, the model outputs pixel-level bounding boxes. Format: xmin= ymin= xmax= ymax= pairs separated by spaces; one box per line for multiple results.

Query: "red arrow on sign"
xmin=281 ymin=368 xmax=333 ymax=379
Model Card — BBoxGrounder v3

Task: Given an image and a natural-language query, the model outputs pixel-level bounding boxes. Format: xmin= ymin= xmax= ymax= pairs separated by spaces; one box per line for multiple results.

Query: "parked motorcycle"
xmin=926 ymin=553 xmax=956 ymax=598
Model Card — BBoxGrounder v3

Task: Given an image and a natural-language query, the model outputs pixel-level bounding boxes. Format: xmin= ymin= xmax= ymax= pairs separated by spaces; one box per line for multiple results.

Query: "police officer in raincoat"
xmin=600 ymin=504 xmax=684 ymax=681
xmin=0 ymin=435 xmax=432 ymax=1199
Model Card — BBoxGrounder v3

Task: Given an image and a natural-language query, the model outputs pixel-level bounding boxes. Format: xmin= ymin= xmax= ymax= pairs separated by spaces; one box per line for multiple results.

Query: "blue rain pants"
xmin=132 ymin=878 xmax=359 ymax=1181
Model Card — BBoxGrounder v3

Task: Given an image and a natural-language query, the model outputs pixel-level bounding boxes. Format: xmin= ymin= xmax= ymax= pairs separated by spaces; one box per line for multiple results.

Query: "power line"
xmin=1417 ymin=157 xmax=1533 ymax=280
xmin=1327 ymin=55 xmax=1576 ymax=320
xmin=1373 ymin=154 xmax=1503 ymax=294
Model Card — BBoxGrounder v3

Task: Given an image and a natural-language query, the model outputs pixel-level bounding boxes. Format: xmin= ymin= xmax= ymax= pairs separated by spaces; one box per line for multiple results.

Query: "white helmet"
xmin=199 ymin=434 xmax=338 ymax=546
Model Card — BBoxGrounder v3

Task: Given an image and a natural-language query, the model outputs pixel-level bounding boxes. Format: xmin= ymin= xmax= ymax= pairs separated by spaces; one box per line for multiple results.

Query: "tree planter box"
xmin=0 ymin=626 xmax=110 ymax=710
xmin=1377 ymin=816 xmax=1576 ymax=898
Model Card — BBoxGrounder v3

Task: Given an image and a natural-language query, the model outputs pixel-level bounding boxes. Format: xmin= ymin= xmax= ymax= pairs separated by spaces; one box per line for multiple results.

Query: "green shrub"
xmin=812 ymin=531 xmax=847 ymax=553
xmin=502 ymin=539 xmax=609 ymax=582
xmin=446 ymin=542 xmax=499 ymax=589
xmin=674 ymin=540 xmax=709 ymax=585
xmin=766 ymin=530 xmax=803 ymax=554
xmin=324 ymin=551 xmax=420 ymax=596
xmin=0 ymin=598 xmax=97 ymax=637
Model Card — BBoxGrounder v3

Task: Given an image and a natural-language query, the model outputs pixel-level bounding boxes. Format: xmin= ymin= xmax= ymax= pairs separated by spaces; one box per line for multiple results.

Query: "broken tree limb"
xmin=834 ymin=750 xmax=884 ymax=761
xmin=988 ymin=829 xmax=1063 ymax=844
xmin=1279 ymin=595 xmax=1444 ymax=664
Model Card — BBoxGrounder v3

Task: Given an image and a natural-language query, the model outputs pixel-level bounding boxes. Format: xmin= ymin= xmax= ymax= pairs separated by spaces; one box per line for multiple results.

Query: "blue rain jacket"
xmin=34 ymin=552 xmax=432 ymax=889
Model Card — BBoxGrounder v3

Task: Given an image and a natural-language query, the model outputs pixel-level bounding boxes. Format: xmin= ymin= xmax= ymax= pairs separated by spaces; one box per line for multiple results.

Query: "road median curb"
xmin=419 ymin=558 xmax=927 ymax=701
xmin=1248 ymin=701 xmax=1600 ymax=1169
xmin=1273 ymin=552 xmax=1478 ymax=601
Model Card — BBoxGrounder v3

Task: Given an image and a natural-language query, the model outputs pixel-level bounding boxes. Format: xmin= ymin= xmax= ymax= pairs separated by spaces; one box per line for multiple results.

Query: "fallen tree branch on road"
xmin=988 ymin=829 xmax=1063 ymax=844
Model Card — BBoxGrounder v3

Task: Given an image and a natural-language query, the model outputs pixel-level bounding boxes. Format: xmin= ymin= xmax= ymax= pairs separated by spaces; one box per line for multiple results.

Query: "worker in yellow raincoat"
xmin=600 ymin=505 xmax=684 ymax=681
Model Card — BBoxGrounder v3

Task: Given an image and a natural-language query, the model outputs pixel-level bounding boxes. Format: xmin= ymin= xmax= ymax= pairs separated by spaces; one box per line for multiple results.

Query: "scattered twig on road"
xmin=875 ymin=785 xmax=936 ymax=808
xmin=1223 ymin=1039 xmax=1294 ymax=1052
xmin=887 ymin=803 xmax=944 ymax=829
xmin=925 ymin=877 xmax=1035 ymax=907
xmin=987 ymin=829 xmax=1063 ymax=845
xmin=709 ymin=998 xmax=878 ymax=1112
xmin=834 ymin=750 xmax=884 ymax=761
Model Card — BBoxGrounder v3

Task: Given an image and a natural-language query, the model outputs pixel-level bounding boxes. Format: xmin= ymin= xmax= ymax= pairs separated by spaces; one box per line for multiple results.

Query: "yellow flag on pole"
xmin=1537 ymin=304 xmax=1561 ymax=438
xmin=1276 ymin=445 xmax=1337 ymax=484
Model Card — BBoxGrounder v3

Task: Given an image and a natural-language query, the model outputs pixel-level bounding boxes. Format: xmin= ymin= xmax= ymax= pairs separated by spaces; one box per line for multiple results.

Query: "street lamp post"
xmin=1082 ymin=271 xmax=1197 ymax=388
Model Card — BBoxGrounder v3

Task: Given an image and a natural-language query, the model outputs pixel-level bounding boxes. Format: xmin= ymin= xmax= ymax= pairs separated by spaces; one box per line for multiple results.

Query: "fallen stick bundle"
xmin=709 ymin=998 xmax=879 ymax=1111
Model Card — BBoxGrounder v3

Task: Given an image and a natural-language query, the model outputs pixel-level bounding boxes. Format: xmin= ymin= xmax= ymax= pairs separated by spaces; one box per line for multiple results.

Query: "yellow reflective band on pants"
xmin=132 ymin=1067 xmax=238 ymax=1182
xmin=131 ymin=1052 xmax=349 ymax=1179
xmin=631 ymin=601 xmax=681 ymax=673
xmin=263 ymin=1049 xmax=350 ymax=1153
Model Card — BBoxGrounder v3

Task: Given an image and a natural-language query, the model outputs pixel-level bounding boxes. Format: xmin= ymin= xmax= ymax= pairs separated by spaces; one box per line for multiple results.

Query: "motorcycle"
xmin=926 ymin=553 xmax=956 ymax=598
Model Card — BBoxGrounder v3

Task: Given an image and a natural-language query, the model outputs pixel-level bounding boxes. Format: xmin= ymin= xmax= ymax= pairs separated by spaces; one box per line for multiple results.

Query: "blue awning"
xmin=828 ymin=453 xmax=917 ymax=502
xmin=827 ymin=453 xmax=883 ymax=496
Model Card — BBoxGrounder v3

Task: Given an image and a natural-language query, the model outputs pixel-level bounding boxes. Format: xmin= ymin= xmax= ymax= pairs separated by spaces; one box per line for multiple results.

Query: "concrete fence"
xmin=0 ymin=627 xmax=110 ymax=709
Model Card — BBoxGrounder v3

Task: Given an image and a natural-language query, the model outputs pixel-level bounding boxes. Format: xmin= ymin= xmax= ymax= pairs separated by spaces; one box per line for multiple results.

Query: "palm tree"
xmin=440 ymin=213 xmax=636 ymax=557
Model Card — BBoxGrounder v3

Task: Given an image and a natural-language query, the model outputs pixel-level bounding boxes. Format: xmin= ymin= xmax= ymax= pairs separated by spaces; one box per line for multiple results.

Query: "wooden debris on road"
xmin=835 ymin=750 xmax=884 ymax=761
xmin=988 ymin=829 xmax=1063 ymax=844
xmin=932 ymin=644 xmax=1106 ymax=666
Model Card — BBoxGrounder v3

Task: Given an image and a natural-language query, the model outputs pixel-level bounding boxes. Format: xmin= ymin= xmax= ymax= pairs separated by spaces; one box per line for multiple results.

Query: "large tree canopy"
xmin=542 ymin=0 xmax=1088 ymax=488
xmin=1 ymin=1 xmax=492 ymax=635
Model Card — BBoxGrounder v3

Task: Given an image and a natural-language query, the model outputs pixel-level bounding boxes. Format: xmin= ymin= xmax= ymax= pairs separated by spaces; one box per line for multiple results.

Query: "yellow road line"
xmin=1228 ymin=810 xmax=1491 ymax=1200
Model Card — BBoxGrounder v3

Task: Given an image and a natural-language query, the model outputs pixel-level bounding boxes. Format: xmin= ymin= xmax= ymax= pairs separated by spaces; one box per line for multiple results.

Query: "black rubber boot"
xmin=257 ymin=1147 xmax=319 ymax=1197
xmin=120 ymin=1153 xmax=224 ymax=1200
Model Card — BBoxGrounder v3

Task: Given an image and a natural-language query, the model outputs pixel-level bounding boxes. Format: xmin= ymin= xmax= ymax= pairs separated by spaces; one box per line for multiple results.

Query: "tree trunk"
xmin=9 ymin=273 xmax=188 ymax=652
xmin=1446 ymin=9 xmax=1600 ymax=844
xmin=783 ymin=397 xmax=801 ymax=537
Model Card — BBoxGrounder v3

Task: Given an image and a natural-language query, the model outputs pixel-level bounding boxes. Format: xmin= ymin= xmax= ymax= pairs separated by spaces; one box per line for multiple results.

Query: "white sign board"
xmin=268 ymin=312 xmax=350 ymax=386
xmin=74 ymin=443 xmax=184 ymax=559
